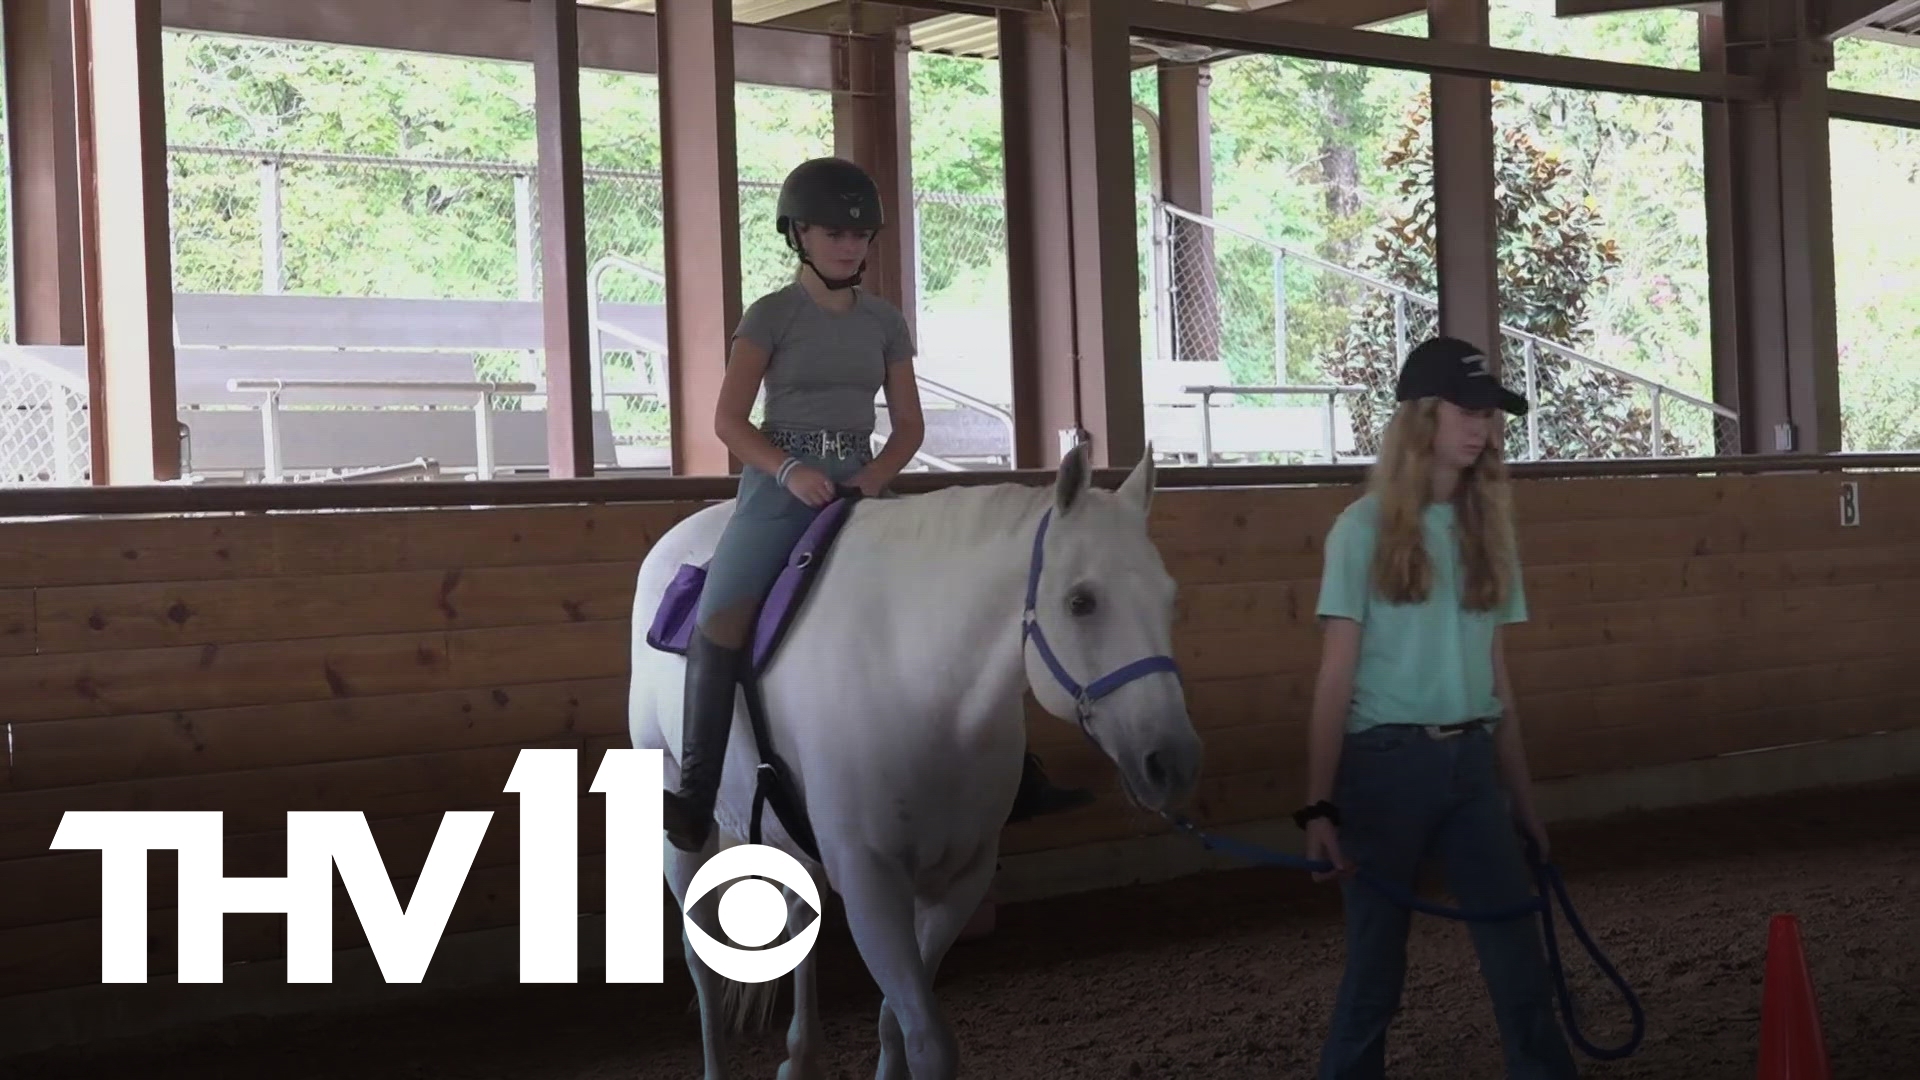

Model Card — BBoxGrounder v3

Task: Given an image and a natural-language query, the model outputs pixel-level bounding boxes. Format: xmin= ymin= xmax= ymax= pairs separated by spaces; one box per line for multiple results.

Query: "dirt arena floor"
xmin=10 ymin=776 xmax=1919 ymax=1079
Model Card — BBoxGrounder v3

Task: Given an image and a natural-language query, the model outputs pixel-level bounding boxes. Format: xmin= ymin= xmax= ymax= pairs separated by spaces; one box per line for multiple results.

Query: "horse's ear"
xmin=1117 ymin=441 xmax=1155 ymax=512
xmin=1055 ymin=439 xmax=1091 ymax=515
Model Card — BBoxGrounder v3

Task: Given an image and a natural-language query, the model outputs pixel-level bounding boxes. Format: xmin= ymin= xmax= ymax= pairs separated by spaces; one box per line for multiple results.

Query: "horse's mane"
xmin=849 ymin=482 xmax=1056 ymax=554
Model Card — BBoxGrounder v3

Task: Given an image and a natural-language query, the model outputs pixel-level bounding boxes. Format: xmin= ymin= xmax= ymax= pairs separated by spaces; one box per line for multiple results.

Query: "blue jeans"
xmin=1316 ymin=722 xmax=1578 ymax=1080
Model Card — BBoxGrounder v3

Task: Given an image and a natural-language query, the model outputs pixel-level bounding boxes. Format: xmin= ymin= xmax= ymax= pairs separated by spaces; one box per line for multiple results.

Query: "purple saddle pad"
xmin=644 ymin=496 xmax=859 ymax=674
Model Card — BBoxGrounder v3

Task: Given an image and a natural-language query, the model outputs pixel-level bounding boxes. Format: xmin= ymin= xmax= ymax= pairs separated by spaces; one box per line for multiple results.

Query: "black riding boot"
xmin=1006 ymin=751 xmax=1095 ymax=823
xmin=664 ymin=629 xmax=744 ymax=852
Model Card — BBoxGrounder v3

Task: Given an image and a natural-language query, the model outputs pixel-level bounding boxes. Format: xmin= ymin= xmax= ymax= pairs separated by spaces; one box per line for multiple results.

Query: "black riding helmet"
xmin=775 ymin=156 xmax=884 ymax=290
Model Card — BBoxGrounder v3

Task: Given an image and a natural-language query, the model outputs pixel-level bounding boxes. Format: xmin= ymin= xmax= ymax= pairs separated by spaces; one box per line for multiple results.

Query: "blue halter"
xmin=1021 ymin=507 xmax=1182 ymax=740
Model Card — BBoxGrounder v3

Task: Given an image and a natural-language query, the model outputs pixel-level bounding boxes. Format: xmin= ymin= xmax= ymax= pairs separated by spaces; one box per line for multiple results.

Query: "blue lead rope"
xmin=1161 ymin=813 xmax=1645 ymax=1061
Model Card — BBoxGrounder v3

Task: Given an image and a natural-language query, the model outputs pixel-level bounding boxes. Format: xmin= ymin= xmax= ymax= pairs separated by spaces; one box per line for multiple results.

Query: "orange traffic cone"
xmin=1758 ymin=913 xmax=1831 ymax=1080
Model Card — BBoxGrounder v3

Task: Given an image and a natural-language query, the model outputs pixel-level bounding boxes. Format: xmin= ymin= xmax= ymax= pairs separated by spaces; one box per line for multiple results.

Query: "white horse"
xmin=626 ymin=442 xmax=1203 ymax=1080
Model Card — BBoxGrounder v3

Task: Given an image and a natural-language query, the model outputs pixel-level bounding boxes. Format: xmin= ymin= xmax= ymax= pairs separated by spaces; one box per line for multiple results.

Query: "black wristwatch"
xmin=1293 ymin=800 xmax=1340 ymax=830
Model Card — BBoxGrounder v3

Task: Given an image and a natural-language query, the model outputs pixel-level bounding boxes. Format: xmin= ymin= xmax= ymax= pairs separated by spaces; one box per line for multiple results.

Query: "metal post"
xmin=1322 ymin=391 xmax=1337 ymax=463
xmin=52 ymin=387 xmax=74 ymax=483
xmin=913 ymin=196 xmax=927 ymax=332
xmin=586 ymin=276 xmax=604 ymax=415
xmin=260 ymin=158 xmax=282 ymax=293
xmin=514 ymin=172 xmax=536 ymax=300
xmin=1524 ymin=338 xmax=1540 ymax=461
xmin=514 ymin=171 xmax=538 ymax=386
xmin=1393 ymin=293 xmax=1408 ymax=369
xmin=474 ymin=389 xmax=497 ymax=480
xmin=260 ymin=388 xmax=283 ymax=482
xmin=1650 ymin=386 xmax=1664 ymax=457
xmin=1197 ymin=388 xmax=1214 ymax=465
xmin=1271 ymin=253 xmax=1288 ymax=383
xmin=1152 ymin=200 xmax=1173 ymax=362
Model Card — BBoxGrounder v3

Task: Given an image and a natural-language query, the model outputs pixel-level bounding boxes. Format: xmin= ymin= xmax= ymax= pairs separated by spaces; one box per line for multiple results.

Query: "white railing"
xmin=225 ymin=378 xmax=537 ymax=482
xmin=1152 ymin=200 xmax=1740 ymax=461
xmin=587 ymin=252 xmax=670 ymax=409
xmin=1182 ymin=383 xmax=1370 ymax=464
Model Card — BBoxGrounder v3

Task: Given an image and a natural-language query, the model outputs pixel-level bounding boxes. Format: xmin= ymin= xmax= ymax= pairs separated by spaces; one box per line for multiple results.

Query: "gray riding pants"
xmin=694 ymin=443 xmax=875 ymax=629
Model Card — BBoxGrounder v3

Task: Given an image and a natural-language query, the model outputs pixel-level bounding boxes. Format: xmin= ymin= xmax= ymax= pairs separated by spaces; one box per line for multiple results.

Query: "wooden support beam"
xmin=1556 ymin=0 xmax=1715 ymax=16
xmin=1156 ymin=64 xmax=1223 ymax=366
xmin=1829 ymin=88 xmax=1920 ymax=130
xmin=658 ymin=0 xmax=741 ymax=477
xmin=158 ymin=0 xmax=837 ymax=92
xmin=1000 ymin=1 xmax=1144 ymax=468
xmin=531 ymin=0 xmax=592 ymax=478
xmin=998 ymin=9 xmax=1078 ymax=468
xmin=1124 ymin=0 xmax=1764 ymax=102
xmin=1252 ymin=0 xmax=1426 ymax=28
xmin=769 ymin=0 xmax=1044 ymax=31
xmin=770 ymin=0 xmax=913 ymax=33
xmin=1428 ymin=0 xmax=1501 ymax=370
xmin=1058 ymin=0 xmax=1145 ymax=468
xmin=832 ymin=30 xmax=917 ymax=339
xmin=1700 ymin=4 xmax=1842 ymax=454
xmin=4 ymin=0 xmax=87 ymax=347
xmin=76 ymin=0 xmax=179 ymax=483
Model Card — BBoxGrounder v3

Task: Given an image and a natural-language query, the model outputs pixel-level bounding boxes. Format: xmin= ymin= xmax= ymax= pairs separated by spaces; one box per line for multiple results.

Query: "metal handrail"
xmin=914 ymin=372 xmax=1014 ymax=428
xmin=1179 ymin=383 xmax=1370 ymax=465
xmin=587 ymin=253 xmax=670 ymax=408
xmin=226 ymin=379 xmax=538 ymax=393
xmin=1162 ymin=202 xmax=1421 ymax=305
xmin=224 ymin=378 xmax=537 ymax=483
xmin=903 ymin=373 xmax=1019 ymax=469
xmin=1500 ymin=326 xmax=1731 ymax=417
xmin=1155 ymin=201 xmax=1738 ymax=439
xmin=880 ymin=373 xmax=1019 ymax=470
xmin=304 ymin=457 xmax=443 ymax=483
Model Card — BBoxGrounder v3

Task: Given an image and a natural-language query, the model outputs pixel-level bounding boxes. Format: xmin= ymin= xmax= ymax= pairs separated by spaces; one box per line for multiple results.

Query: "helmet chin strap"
xmin=803 ymin=253 xmax=864 ymax=290
xmin=788 ymin=222 xmax=868 ymax=290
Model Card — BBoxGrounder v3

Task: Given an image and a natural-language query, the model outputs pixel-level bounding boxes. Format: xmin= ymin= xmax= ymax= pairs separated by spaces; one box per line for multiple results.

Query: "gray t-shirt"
xmin=732 ymin=282 xmax=916 ymax=434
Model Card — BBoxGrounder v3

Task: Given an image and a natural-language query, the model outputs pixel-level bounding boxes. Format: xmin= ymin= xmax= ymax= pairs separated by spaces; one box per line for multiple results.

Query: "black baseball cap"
xmin=1394 ymin=336 xmax=1529 ymax=416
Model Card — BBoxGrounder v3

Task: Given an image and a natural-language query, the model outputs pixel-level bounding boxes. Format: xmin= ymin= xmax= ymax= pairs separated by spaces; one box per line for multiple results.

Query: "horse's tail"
xmin=719 ymin=975 xmax=782 ymax=1037
xmin=704 ymin=832 xmax=786 ymax=1038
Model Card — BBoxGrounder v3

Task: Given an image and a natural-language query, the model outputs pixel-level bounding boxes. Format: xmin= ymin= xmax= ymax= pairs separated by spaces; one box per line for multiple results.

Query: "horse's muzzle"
xmin=1127 ymin=728 xmax=1203 ymax=812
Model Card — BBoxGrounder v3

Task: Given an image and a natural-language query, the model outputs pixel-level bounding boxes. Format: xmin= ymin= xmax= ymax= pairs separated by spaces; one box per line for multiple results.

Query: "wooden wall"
xmin=1 ymin=470 xmax=1916 ymax=1002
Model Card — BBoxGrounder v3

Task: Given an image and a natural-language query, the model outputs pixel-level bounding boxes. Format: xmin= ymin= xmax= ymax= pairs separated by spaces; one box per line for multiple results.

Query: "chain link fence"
xmin=165 ymin=145 xmax=1022 ymax=474
xmin=1148 ymin=200 xmax=1739 ymax=464
xmin=2 ymin=141 xmax=1745 ymax=484
xmin=912 ymin=190 xmax=1016 ymax=459
xmin=161 ymin=148 xmax=1019 ymax=455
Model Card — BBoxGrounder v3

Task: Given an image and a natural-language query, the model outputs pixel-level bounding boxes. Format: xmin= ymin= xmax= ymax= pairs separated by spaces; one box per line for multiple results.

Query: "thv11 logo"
xmin=49 ymin=749 xmax=820 ymax=986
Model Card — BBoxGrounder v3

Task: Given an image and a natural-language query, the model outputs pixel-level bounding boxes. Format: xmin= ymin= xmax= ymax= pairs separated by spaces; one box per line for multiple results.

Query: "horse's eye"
xmin=1068 ymin=588 xmax=1096 ymax=617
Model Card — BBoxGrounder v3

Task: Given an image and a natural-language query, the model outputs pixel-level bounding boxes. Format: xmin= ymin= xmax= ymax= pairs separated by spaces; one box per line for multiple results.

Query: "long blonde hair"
xmin=1366 ymin=397 xmax=1517 ymax=611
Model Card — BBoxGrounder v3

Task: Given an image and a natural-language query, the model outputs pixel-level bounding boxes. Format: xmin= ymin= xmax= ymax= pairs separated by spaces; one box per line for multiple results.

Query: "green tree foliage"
xmin=1 ymin=18 xmax=1912 ymax=458
xmin=1322 ymin=87 xmax=1691 ymax=460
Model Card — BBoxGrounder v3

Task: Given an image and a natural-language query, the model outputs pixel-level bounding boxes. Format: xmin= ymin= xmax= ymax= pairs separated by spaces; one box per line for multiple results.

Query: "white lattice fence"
xmin=0 ymin=357 xmax=89 ymax=485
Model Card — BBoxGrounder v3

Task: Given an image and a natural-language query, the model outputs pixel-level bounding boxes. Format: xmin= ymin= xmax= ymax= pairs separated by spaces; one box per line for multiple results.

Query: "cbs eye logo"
xmin=682 ymin=843 xmax=822 ymax=983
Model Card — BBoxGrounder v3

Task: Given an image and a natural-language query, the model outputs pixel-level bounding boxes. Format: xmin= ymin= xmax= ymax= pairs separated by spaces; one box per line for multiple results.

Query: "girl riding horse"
xmin=661 ymin=156 xmax=1091 ymax=853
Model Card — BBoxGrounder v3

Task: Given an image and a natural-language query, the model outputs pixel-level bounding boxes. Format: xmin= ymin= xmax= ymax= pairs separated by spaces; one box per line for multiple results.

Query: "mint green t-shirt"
xmin=1314 ymin=493 xmax=1526 ymax=733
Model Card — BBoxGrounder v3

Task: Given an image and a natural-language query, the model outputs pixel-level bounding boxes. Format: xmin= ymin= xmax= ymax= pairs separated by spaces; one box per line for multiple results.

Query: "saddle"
xmin=643 ymin=488 xmax=864 ymax=863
